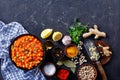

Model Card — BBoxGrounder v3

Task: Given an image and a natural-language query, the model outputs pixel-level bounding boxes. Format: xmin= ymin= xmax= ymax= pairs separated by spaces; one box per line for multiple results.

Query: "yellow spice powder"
xmin=66 ymin=46 xmax=78 ymax=58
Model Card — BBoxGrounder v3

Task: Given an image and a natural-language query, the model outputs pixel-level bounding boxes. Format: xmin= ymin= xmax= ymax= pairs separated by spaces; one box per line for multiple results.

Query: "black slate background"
xmin=0 ymin=0 xmax=120 ymax=80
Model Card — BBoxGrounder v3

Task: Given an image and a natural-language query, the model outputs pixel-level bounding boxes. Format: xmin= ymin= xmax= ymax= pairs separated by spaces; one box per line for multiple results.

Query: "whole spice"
xmin=57 ymin=59 xmax=76 ymax=73
xmin=71 ymin=41 xmax=87 ymax=65
xmin=57 ymin=68 xmax=70 ymax=80
xmin=52 ymin=47 xmax=64 ymax=60
xmin=71 ymin=53 xmax=87 ymax=65
xmin=77 ymin=64 xmax=97 ymax=80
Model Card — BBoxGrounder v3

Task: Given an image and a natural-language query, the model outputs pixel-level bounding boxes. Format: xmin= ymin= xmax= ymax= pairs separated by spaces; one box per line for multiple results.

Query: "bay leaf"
xmin=71 ymin=67 xmax=76 ymax=73
xmin=63 ymin=60 xmax=76 ymax=68
xmin=57 ymin=60 xmax=63 ymax=66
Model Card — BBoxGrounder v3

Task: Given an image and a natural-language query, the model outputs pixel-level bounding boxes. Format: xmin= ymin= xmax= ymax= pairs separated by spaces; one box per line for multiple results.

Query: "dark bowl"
xmin=44 ymin=40 xmax=54 ymax=50
xmin=94 ymin=40 xmax=112 ymax=65
xmin=9 ymin=34 xmax=45 ymax=70
xmin=77 ymin=63 xmax=97 ymax=80
xmin=52 ymin=47 xmax=64 ymax=60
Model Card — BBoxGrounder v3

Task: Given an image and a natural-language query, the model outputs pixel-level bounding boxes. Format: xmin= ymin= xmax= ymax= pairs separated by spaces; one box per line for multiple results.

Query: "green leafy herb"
xmin=57 ymin=60 xmax=63 ymax=66
xmin=68 ymin=18 xmax=88 ymax=44
xmin=70 ymin=67 xmax=76 ymax=73
xmin=57 ymin=59 xmax=76 ymax=73
xmin=63 ymin=60 xmax=76 ymax=68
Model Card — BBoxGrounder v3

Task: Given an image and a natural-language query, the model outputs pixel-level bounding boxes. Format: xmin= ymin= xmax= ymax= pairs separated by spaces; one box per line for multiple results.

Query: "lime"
xmin=41 ymin=28 xmax=53 ymax=39
xmin=52 ymin=32 xmax=62 ymax=41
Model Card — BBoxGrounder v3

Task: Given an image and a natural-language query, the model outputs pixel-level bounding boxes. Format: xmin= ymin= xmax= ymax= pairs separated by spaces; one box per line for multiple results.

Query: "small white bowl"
xmin=42 ymin=62 xmax=56 ymax=77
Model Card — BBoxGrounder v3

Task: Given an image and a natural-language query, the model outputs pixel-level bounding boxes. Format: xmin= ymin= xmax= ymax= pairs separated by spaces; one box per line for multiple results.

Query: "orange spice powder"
xmin=66 ymin=45 xmax=78 ymax=58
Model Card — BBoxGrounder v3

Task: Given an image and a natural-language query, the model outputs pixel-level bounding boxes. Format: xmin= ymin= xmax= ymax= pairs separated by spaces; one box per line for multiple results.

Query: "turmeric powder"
xmin=66 ymin=45 xmax=78 ymax=58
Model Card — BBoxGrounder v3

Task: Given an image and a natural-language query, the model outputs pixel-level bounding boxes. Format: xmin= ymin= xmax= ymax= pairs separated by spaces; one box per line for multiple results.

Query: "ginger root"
xmin=83 ymin=25 xmax=106 ymax=39
xmin=102 ymin=46 xmax=112 ymax=56
xmin=98 ymin=44 xmax=112 ymax=57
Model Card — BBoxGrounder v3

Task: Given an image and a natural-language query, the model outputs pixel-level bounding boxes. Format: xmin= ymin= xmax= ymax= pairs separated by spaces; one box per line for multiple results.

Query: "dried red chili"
xmin=57 ymin=68 xmax=70 ymax=80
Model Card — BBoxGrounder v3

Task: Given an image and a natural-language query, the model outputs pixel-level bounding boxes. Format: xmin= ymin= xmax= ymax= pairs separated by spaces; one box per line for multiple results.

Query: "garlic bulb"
xmin=62 ymin=35 xmax=72 ymax=45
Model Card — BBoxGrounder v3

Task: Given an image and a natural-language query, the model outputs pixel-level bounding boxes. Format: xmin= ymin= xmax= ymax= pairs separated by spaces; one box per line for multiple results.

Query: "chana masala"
xmin=10 ymin=34 xmax=44 ymax=69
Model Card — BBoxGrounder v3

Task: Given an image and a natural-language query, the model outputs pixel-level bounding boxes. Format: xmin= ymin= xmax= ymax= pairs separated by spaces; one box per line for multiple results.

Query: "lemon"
xmin=41 ymin=28 xmax=53 ymax=39
xmin=52 ymin=31 xmax=63 ymax=41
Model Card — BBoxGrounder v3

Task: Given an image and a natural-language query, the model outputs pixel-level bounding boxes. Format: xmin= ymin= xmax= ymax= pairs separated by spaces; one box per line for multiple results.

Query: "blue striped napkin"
xmin=0 ymin=21 xmax=45 ymax=80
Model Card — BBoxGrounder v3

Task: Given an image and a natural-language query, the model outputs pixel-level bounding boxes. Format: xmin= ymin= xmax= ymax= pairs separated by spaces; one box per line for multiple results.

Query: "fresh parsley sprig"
xmin=68 ymin=19 xmax=88 ymax=44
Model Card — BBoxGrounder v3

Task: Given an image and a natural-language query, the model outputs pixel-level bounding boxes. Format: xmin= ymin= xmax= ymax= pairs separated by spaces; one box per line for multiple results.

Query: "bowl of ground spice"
xmin=9 ymin=34 xmax=44 ymax=70
xmin=64 ymin=44 xmax=79 ymax=58
xmin=57 ymin=68 xmax=70 ymax=80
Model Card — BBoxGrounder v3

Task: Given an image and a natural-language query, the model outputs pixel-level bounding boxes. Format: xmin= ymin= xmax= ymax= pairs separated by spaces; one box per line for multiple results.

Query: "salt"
xmin=43 ymin=63 xmax=56 ymax=76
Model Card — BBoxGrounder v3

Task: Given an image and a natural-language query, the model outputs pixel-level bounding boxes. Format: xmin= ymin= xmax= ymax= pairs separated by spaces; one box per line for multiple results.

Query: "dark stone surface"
xmin=0 ymin=0 xmax=120 ymax=80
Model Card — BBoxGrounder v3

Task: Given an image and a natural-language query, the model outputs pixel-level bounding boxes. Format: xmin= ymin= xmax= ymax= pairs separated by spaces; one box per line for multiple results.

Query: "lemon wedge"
xmin=52 ymin=31 xmax=62 ymax=41
xmin=41 ymin=28 xmax=53 ymax=39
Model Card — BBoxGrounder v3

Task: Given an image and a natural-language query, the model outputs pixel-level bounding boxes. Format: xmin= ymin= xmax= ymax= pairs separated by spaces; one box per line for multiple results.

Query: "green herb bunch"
xmin=68 ymin=19 xmax=88 ymax=44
